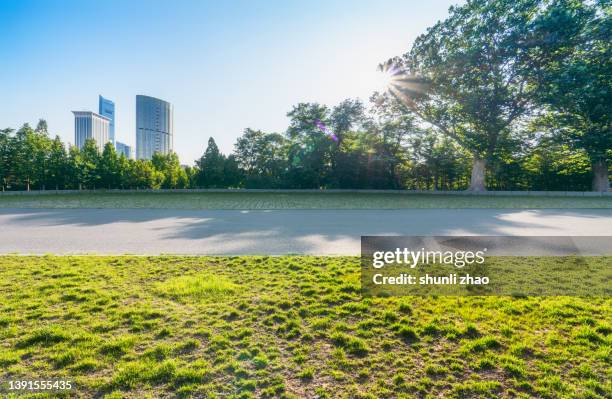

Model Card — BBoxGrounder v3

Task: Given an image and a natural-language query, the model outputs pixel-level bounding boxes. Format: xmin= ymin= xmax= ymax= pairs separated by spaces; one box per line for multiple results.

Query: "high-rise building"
xmin=136 ymin=95 xmax=173 ymax=160
xmin=72 ymin=111 xmax=110 ymax=152
xmin=115 ymin=141 xmax=133 ymax=159
xmin=98 ymin=95 xmax=115 ymax=145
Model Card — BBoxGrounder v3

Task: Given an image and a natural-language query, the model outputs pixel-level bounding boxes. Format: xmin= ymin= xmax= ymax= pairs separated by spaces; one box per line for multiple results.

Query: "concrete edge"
xmin=0 ymin=188 xmax=610 ymax=197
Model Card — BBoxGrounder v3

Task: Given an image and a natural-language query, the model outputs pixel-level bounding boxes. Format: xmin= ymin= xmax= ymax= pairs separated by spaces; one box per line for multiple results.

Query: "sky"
xmin=0 ymin=0 xmax=459 ymax=164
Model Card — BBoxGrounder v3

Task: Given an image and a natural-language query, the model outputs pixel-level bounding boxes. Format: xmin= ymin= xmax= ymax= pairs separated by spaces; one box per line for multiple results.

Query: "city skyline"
xmin=0 ymin=0 xmax=459 ymax=164
xmin=72 ymin=94 xmax=170 ymax=160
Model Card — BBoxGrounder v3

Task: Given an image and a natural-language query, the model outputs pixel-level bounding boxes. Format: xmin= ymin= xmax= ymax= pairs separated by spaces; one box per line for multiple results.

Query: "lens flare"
xmin=375 ymin=63 xmax=402 ymax=93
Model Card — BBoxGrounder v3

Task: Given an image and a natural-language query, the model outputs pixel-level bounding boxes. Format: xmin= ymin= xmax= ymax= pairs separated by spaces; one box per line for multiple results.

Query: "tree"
xmin=369 ymin=93 xmax=419 ymax=188
xmin=99 ymin=142 xmax=120 ymax=189
xmin=234 ymin=129 xmax=286 ymax=188
xmin=47 ymin=136 xmax=68 ymax=190
xmin=35 ymin=119 xmax=48 ymax=135
xmin=12 ymin=124 xmax=51 ymax=190
xmin=117 ymin=154 xmax=131 ymax=189
xmin=286 ymin=103 xmax=333 ymax=188
xmin=223 ymin=155 xmax=243 ymax=188
xmin=0 ymin=128 xmax=14 ymax=191
xmin=79 ymin=139 xmax=101 ymax=189
xmin=152 ymin=152 xmax=186 ymax=188
xmin=183 ymin=165 xmax=198 ymax=188
xmin=328 ymin=99 xmax=365 ymax=186
xmin=528 ymin=0 xmax=611 ymax=191
xmin=196 ymin=138 xmax=226 ymax=188
xmin=66 ymin=146 xmax=83 ymax=189
xmin=388 ymin=0 xmax=541 ymax=191
xmin=128 ymin=159 xmax=164 ymax=189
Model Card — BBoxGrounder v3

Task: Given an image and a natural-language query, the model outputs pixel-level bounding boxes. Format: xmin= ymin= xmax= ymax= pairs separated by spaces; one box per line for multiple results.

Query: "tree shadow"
xmin=0 ymin=208 xmax=610 ymax=255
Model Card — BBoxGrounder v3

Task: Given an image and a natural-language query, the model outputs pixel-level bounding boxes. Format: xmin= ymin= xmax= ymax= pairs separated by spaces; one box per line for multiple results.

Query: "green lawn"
xmin=0 ymin=256 xmax=610 ymax=398
xmin=0 ymin=191 xmax=611 ymax=209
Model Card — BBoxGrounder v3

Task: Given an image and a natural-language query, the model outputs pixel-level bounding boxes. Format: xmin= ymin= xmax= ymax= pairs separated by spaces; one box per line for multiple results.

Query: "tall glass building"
xmin=72 ymin=111 xmax=110 ymax=152
xmin=136 ymin=95 xmax=173 ymax=160
xmin=98 ymin=95 xmax=115 ymax=145
xmin=115 ymin=141 xmax=133 ymax=159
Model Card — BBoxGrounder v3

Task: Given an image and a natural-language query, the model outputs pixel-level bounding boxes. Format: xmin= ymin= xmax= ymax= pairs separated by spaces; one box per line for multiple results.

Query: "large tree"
xmin=528 ymin=0 xmax=611 ymax=191
xmin=387 ymin=0 xmax=541 ymax=191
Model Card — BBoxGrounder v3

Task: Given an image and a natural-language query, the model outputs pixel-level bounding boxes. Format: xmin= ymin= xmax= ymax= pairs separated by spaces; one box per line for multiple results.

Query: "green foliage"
xmin=525 ymin=0 xmax=611 ymax=190
xmin=152 ymin=152 xmax=188 ymax=188
xmin=387 ymin=0 xmax=543 ymax=190
xmin=195 ymin=137 xmax=229 ymax=188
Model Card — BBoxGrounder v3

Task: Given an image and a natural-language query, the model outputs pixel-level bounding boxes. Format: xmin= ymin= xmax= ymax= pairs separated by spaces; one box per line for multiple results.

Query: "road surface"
xmin=0 ymin=208 xmax=610 ymax=255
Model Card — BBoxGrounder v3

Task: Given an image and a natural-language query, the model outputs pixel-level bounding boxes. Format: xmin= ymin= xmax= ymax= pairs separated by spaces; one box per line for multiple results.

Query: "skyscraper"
xmin=98 ymin=95 xmax=115 ymax=145
xmin=115 ymin=141 xmax=133 ymax=159
xmin=136 ymin=95 xmax=173 ymax=160
xmin=72 ymin=111 xmax=110 ymax=152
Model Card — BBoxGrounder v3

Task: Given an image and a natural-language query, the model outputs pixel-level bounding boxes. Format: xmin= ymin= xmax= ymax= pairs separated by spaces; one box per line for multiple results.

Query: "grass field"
xmin=0 ymin=256 xmax=610 ymax=398
xmin=1 ymin=191 xmax=611 ymax=209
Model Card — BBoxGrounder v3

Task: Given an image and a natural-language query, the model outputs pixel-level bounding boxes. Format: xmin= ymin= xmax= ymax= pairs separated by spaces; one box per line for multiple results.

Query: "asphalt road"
xmin=1 ymin=208 xmax=611 ymax=255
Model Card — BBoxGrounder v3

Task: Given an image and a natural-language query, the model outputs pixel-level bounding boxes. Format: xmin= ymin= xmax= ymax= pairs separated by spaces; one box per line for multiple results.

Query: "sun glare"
xmin=374 ymin=63 xmax=402 ymax=94
xmin=374 ymin=69 xmax=394 ymax=93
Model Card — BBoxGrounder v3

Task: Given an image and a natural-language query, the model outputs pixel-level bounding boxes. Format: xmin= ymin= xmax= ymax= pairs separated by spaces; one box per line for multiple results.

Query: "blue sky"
xmin=0 ymin=0 xmax=459 ymax=163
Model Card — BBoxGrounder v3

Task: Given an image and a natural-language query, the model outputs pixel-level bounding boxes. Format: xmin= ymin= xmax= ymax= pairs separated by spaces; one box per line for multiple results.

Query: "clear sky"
xmin=0 ymin=0 xmax=459 ymax=163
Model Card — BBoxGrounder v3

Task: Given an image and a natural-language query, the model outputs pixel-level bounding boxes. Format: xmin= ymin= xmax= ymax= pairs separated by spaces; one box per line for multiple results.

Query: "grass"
xmin=0 ymin=255 xmax=610 ymax=398
xmin=155 ymin=274 xmax=239 ymax=301
xmin=0 ymin=191 xmax=611 ymax=209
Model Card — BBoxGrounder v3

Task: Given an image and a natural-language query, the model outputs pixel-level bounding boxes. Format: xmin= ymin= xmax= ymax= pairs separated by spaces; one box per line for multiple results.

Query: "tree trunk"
xmin=467 ymin=158 xmax=487 ymax=192
xmin=592 ymin=159 xmax=610 ymax=192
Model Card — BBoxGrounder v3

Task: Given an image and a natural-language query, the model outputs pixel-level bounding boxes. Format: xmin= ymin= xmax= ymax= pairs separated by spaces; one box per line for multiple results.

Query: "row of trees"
xmin=0 ymin=122 xmax=192 ymax=191
xmin=0 ymin=107 xmax=599 ymax=192
xmin=1 ymin=0 xmax=609 ymax=192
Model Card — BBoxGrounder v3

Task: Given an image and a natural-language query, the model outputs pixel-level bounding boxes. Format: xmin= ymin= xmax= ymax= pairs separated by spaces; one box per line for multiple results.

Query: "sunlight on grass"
xmin=155 ymin=274 xmax=239 ymax=300
xmin=0 ymin=256 xmax=609 ymax=398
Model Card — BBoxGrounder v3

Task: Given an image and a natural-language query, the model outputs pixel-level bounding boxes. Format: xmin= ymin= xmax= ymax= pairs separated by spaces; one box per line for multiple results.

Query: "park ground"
xmin=0 ymin=256 xmax=610 ymax=399
xmin=0 ymin=191 xmax=611 ymax=209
